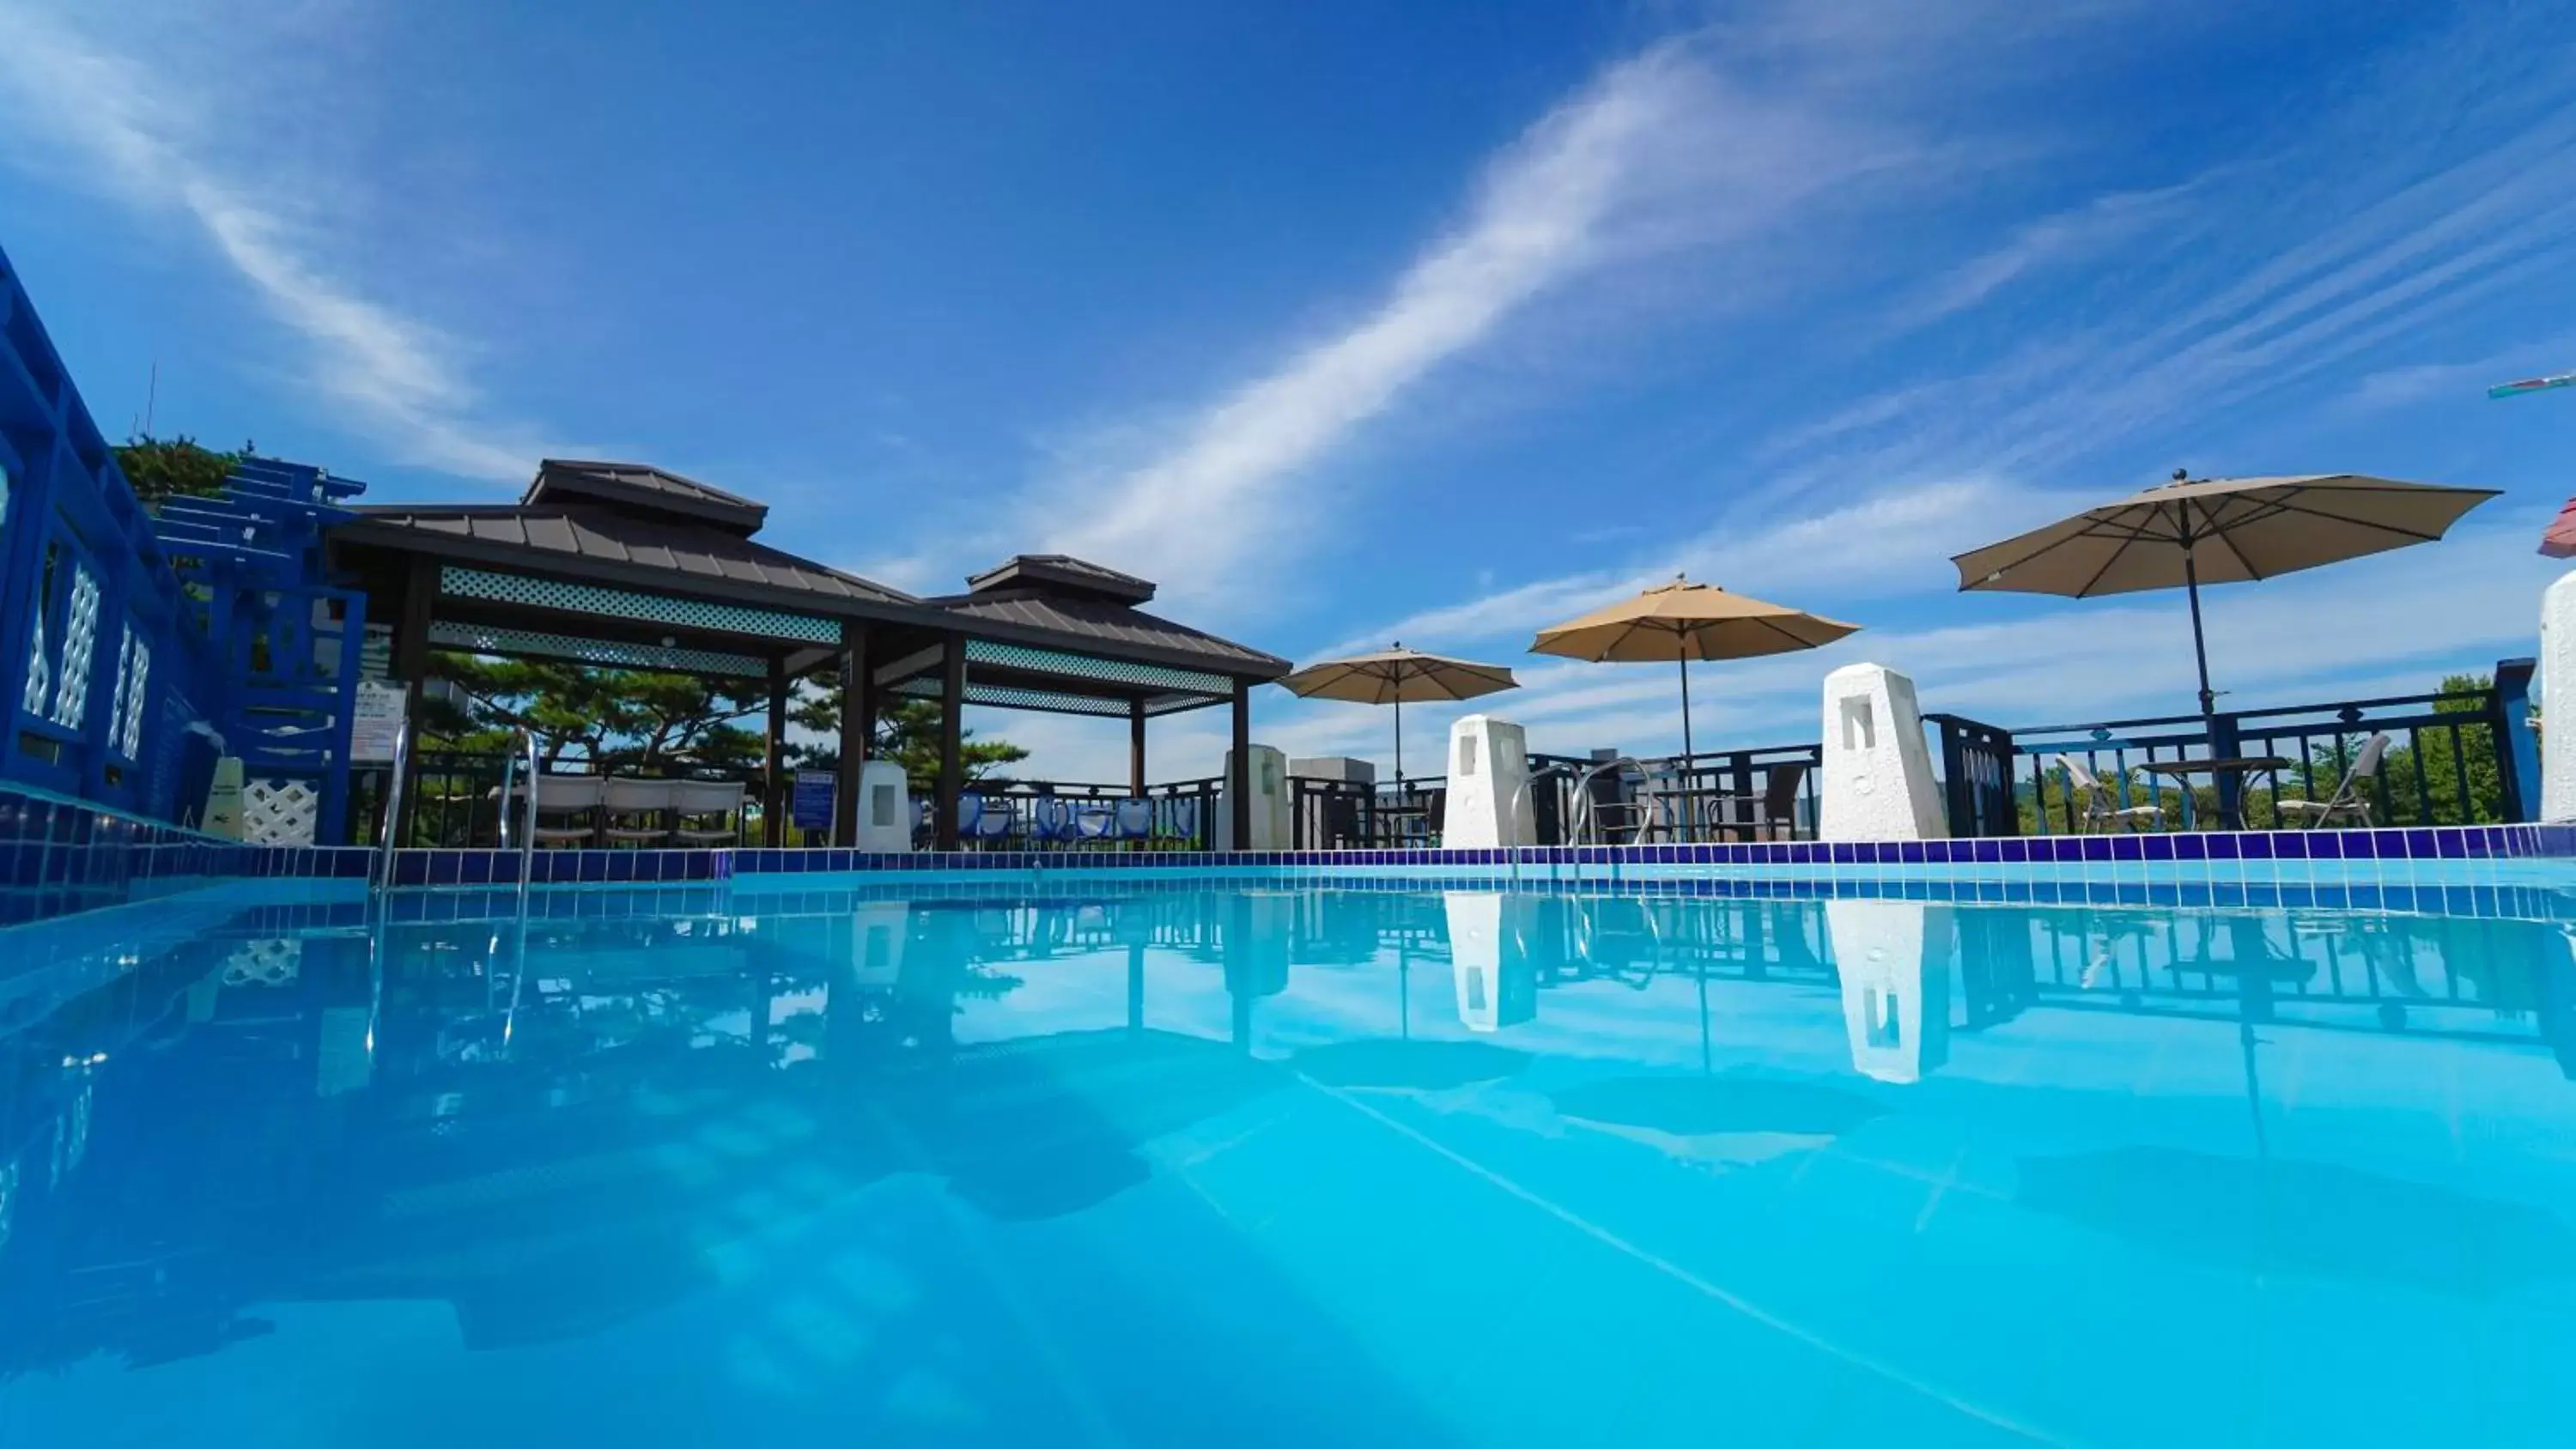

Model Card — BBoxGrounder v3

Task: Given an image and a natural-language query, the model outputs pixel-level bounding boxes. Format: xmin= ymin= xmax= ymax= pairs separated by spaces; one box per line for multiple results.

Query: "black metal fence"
xmin=394 ymin=754 xmax=769 ymax=848
xmin=1925 ymin=669 xmax=2535 ymax=836
xmin=962 ymin=776 xmax=1218 ymax=851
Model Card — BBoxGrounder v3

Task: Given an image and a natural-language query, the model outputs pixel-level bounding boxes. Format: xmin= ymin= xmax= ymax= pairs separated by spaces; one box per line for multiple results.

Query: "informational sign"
xmin=792 ymin=769 xmax=837 ymax=834
xmin=349 ymin=682 xmax=410 ymax=764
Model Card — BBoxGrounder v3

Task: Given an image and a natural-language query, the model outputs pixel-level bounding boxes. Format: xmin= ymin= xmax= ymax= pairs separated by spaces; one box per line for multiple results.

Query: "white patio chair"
xmin=602 ymin=777 xmax=679 ymax=846
xmin=670 ymin=780 xmax=745 ymax=846
xmin=2277 ymin=732 xmax=2391 ymax=829
xmin=2054 ymin=755 xmax=2166 ymax=834
xmin=524 ymin=773 xmax=604 ymax=847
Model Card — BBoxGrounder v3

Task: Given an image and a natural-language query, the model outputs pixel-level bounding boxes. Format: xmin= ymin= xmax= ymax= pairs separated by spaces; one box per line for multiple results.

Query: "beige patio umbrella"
xmin=1953 ymin=471 xmax=2500 ymax=716
xmin=1279 ymin=644 xmax=1517 ymax=784
xmin=1530 ymin=577 xmax=1861 ymax=761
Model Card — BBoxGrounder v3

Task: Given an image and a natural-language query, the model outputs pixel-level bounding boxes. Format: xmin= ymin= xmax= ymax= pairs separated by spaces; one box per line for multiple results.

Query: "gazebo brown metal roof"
xmin=327 ymin=459 xmax=1285 ymax=850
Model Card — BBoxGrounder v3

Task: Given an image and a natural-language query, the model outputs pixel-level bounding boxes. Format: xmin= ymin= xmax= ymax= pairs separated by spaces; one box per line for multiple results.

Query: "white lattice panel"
xmin=222 ymin=937 xmax=303 ymax=988
xmin=242 ymin=779 xmax=319 ymax=845
xmin=50 ymin=567 xmax=100 ymax=730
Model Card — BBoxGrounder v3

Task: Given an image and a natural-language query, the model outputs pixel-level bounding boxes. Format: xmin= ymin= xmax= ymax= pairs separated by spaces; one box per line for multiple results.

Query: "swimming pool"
xmin=4 ymin=870 xmax=2574 ymax=1446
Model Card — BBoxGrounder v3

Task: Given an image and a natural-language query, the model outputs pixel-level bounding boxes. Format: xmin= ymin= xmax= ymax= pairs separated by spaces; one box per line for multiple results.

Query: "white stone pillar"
xmin=2543 ymin=572 xmax=2576 ymax=821
xmin=854 ymin=759 xmax=914 ymax=852
xmin=1818 ymin=663 xmax=1947 ymax=841
xmin=1221 ymin=745 xmax=1291 ymax=848
xmin=1441 ymin=714 xmax=1533 ymax=849
xmin=1827 ymin=899 xmax=1953 ymax=1083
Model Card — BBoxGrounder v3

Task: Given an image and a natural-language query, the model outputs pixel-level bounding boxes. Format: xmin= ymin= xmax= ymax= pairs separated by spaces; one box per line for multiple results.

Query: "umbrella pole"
xmin=1393 ymin=694 xmax=1403 ymax=786
xmin=1677 ymin=652 xmax=1695 ymax=764
xmin=2185 ymin=554 xmax=2217 ymax=718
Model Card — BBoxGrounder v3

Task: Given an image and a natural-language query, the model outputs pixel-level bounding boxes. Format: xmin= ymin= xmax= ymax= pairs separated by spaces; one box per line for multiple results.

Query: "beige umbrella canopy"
xmin=1279 ymin=645 xmax=1516 ymax=783
xmin=1953 ymin=471 xmax=2499 ymax=714
xmin=1530 ymin=577 xmax=1861 ymax=761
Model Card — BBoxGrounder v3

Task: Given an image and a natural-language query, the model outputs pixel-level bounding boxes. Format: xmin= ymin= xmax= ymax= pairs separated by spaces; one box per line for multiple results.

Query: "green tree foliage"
xmin=425 ymin=654 xmax=771 ymax=772
xmin=789 ymin=686 xmax=1028 ymax=787
xmin=112 ymin=434 xmax=242 ymax=507
xmin=423 ymin=656 xmax=1027 ymax=785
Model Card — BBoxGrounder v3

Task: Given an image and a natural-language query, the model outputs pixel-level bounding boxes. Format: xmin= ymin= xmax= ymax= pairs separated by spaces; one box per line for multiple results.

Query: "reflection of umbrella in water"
xmin=2017 ymin=1146 xmax=2576 ymax=1297
xmin=1291 ymin=1037 xmax=1532 ymax=1091
xmin=1552 ymin=1074 xmax=1887 ymax=1137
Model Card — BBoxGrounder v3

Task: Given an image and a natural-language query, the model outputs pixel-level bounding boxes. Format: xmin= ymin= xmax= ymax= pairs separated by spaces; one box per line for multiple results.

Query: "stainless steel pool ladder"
xmin=1506 ymin=765 xmax=1572 ymax=882
xmin=372 ymin=722 xmax=538 ymax=894
xmin=1568 ymin=757 xmax=1653 ymax=847
xmin=495 ymin=727 xmax=538 ymax=893
xmin=371 ymin=718 xmax=412 ymax=893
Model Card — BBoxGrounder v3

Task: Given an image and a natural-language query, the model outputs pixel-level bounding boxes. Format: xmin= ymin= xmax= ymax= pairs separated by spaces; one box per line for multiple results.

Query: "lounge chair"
xmin=603 ymin=777 xmax=677 ymax=846
xmin=525 ymin=773 xmax=604 ymax=847
xmin=2277 ymin=732 xmax=2391 ymax=829
xmin=2054 ymin=755 xmax=2166 ymax=834
xmin=970 ymin=794 xmax=1018 ymax=848
xmin=671 ymin=780 xmax=745 ymax=846
xmin=1028 ymin=797 xmax=1078 ymax=847
xmin=1113 ymin=797 xmax=1156 ymax=844
xmin=1072 ymin=801 xmax=1118 ymax=846
xmin=1722 ymin=762 xmax=1807 ymax=841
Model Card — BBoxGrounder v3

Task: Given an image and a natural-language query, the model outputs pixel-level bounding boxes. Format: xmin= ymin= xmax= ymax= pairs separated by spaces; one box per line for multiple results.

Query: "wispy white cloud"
xmin=1310 ymin=473 xmax=2055 ymax=660
xmin=1890 ymin=181 xmax=2204 ymax=330
xmin=0 ymin=3 xmax=544 ymax=480
xmin=1009 ymin=38 xmax=1905 ymax=609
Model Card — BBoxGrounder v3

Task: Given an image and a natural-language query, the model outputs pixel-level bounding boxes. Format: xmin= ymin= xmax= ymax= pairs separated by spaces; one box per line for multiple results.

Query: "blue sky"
xmin=3 ymin=1 xmax=2574 ymax=781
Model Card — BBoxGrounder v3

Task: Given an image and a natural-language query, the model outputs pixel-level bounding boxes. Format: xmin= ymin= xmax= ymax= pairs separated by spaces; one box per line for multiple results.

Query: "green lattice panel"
xmin=440 ymin=567 xmax=838 ymax=643
xmin=962 ymin=639 xmax=1233 ymax=696
xmin=893 ymin=676 xmax=1135 ymax=718
xmin=428 ymin=621 xmax=766 ymax=676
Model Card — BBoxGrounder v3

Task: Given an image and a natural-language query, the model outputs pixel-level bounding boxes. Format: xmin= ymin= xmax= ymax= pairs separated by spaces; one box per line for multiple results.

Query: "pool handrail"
xmin=372 ymin=718 xmax=412 ymax=893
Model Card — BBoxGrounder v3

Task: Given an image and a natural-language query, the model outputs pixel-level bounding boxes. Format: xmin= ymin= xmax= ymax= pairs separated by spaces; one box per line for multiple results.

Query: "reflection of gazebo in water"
xmin=2 ymin=967 xmax=1291 ymax=1370
xmin=329 ymin=461 xmax=1291 ymax=848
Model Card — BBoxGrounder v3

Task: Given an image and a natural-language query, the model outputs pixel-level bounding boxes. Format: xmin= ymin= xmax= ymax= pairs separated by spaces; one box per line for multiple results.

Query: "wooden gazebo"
xmin=328 ymin=460 xmax=1291 ymax=848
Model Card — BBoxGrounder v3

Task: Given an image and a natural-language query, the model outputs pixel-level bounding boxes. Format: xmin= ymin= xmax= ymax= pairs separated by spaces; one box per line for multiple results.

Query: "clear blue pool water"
xmin=5 ymin=876 xmax=2576 ymax=1446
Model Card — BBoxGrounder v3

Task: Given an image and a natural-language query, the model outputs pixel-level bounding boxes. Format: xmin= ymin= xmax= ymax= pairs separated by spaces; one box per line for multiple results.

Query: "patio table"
xmin=2137 ymin=756 xmax=2293 ymax=831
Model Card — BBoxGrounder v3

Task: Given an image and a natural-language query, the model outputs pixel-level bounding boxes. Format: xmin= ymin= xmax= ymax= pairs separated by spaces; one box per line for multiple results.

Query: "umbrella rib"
xmin=2072 ymin=510 xmax=2158 ymax=597
xmin=1965 ymin=508 xmax=2175 ymax=587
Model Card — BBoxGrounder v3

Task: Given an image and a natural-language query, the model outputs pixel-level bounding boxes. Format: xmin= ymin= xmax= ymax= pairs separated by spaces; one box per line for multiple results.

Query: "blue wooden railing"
xmin=0 ymin=242 xmax=204 ymax=822
xmin=2 ymin=239 xmax=371 ymax=834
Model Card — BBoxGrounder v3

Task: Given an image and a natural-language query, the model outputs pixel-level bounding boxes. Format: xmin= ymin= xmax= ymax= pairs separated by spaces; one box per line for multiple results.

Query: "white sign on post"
xmin=349 ymin=682 xmax=410 ymax=764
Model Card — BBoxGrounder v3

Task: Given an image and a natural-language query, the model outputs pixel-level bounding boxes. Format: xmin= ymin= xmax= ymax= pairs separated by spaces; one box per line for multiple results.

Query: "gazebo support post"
xmin=833 ymin=624 xmax=867 ymax=847
xmin=1230 ymin=678 xmax=1252 ymax=851
xmin=764 ymin=658 xmax=787 ymax=847
xmin=390 ymin=555 xmax=436 ymax=847
xmin=937 ymin=636 xmax=965 ymax=851
xmin=1130 ymin=699 xmax=1148 ymax=797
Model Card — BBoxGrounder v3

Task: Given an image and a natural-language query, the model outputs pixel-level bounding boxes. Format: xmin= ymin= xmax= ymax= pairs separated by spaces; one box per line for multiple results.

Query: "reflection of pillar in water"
xmin=1224 ymin=894 xmax=1293 ymax=1048
xmin=1445 ymin=892 xmax=1538 ymax=1033
xmin=2541 ymin=930 xmax=2576 ymax=1080
xmin=1828 ymin=899 xmax=1953 ymax=1083
xmin=852 ymin=902 xmax=909 ymax=989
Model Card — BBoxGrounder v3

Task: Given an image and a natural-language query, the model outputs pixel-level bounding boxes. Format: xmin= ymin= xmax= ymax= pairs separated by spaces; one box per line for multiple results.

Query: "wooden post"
xmin=937 ymin=635 xmax=965 ymax=851
xmin=833 ymin=623 xmax=866 ymax=847
xmin=764 ymin=658 xmax=788 ymax=847
xmin=1229 ymin=678 xmax=1252 ymax=851
xmin=391 ymin=555 xmax=436 ymax=847
xmin=1129 ymin=699 xmax=1147 ymax=796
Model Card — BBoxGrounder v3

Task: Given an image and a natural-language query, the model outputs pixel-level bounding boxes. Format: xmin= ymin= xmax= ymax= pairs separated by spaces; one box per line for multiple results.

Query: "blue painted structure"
xmin=0 ymin=241 xmax=201 ymax=822
xmin=153 ymin=456 xmax=371 ymax=840
xmin=0 ymin=239 xmax=370 ymax=834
